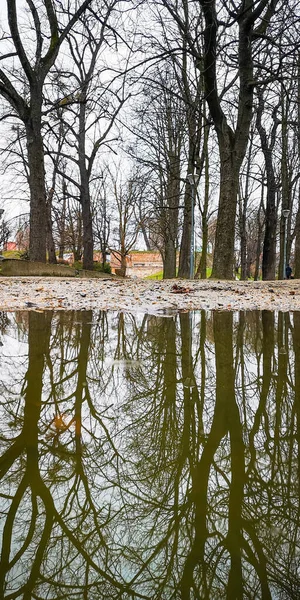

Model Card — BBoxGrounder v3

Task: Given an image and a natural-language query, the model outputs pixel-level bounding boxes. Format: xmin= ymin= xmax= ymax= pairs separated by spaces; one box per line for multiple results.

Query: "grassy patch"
xmin=2 ymin=250 xmax=22 ymax=259
xmin=145 ymin=271 xmax=163 ymax=280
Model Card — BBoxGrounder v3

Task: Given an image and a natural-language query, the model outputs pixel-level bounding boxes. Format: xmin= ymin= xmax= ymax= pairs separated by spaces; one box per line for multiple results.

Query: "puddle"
xmin=0 ymin=309 xmax=299 ymax=598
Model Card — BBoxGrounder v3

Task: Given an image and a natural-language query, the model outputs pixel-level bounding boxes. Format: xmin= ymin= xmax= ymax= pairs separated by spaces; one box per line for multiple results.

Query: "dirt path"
xmin=0 ymin=277 xmax=299 ymax=312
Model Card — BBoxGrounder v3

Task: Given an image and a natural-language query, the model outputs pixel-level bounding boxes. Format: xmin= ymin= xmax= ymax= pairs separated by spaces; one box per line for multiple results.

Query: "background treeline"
xmin=0 ymin=0 xmax=299 ymax=280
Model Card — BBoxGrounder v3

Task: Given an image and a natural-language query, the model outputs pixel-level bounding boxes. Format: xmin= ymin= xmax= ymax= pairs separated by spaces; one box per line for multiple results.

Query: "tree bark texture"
xmin=26 ymin=90 xmax=47 ymax=262
xmin=78 ymin=100 xmax=94 ymax=271
xmin=211 ymin=132 xmax=240 ymax=279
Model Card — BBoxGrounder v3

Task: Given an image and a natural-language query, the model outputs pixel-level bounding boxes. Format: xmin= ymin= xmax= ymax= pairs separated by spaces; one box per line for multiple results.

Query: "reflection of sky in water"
xmin=0 ymin=310 xmax=299 ymax=599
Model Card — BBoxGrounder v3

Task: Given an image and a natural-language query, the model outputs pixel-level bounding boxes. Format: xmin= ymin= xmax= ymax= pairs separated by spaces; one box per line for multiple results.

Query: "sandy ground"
xmin=0 ymin=276 xmax=300 ymax=313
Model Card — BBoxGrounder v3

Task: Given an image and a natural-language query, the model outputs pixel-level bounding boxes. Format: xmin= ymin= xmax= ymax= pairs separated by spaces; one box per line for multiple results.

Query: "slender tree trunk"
xmin=196 ymin=117 xmax=210 ymax=279
xmin=78 ymin=101 xmax=94 ymax=270
xmin=254 ymin=187 xmax=264 ymax=280
xmin=58 ymin=181 xmax=67 ymax=259
xmin=140 ymin=223 xmax=151 ymax=251
xmin=295 ymin=56 xmax=300 ymax=278
xmin=278 ymin=90 xmax=290 ymax=279
xmin=46 ymin=188 xmax=57 ymax=264
xmin=256 ymin=91 xmax=278 ymax=280
xmin=239 ymin=187 xmax=247 ymax=280
xmin=295 ymin=209 xmax=300 ymax=278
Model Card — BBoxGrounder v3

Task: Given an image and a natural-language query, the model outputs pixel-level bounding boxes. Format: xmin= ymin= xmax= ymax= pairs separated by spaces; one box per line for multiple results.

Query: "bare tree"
xmin=110 ymin=167 xmax=144 ymax=277
xmin=0 ymin=0 xmax=93 ymax=262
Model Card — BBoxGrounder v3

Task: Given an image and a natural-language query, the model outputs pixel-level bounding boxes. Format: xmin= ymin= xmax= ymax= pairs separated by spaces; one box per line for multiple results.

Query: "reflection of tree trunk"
xmin=214 ymin=313 xmax=245 ymax=600
xmin=74 ymin=311 xmax=92 ymax=466
xmin=179 ymin=313 xmax=201 ymax=460
xmin=0 ymin=311 xmax=53 ymax=597
xmin=249 ymin=311 xmax=275 ymax=471
xmin=293 ymin=313 xmax=300 ymax=496
xmin=180 ymin=312 xmax=246 ymax=598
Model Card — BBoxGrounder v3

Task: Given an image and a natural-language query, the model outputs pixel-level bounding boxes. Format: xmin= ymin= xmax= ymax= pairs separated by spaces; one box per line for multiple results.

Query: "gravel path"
xmin=0 ymin=277 xmax=300 ymax=312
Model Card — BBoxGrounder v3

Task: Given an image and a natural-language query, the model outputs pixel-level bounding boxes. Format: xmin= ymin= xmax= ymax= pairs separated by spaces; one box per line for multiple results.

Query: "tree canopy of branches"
xmin=0 ymin=0 xmax=300 ymax=279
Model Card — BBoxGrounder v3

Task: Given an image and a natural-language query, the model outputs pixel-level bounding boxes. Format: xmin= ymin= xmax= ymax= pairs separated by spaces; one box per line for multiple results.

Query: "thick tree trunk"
xmin=26 ymin=99 xmax=47 ymax=262
xmin=82 ymin=197 xmax=94 ymax=270
xmin=211 ymin=135 xmax=239 ymax=279
xmin=178 ymin=182 xmax=192 ymax=278
xmin=163 ymin=162 xmax=180 ymax=279
xmin=163 ymin=237 xmax=177 ymax=278
xmin=120 ymin=254 xmax=127 ymax=277
xmin=261 ymin=183 xmax=277 ymax=281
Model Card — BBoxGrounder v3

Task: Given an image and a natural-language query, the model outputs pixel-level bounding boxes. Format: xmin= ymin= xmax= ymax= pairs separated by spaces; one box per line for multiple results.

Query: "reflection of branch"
xmin=9 ymin=490 xmax=38 ymax=569
xmin=0 ymin=475 xmax=28 ymax=592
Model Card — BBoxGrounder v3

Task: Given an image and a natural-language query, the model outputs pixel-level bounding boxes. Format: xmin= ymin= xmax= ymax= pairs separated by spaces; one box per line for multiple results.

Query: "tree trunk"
xmin=178 ymin=181 xmax=192 ymax=278
xmin=26 ymin=94 xmax=47 ymax=262
xmin=239 ymin=192 xmax=247 ymax=280
xmin=163 ymin=153 xmax=180 ymax=279
xmin=256 ymin=91 xmax=278 ymax=281
xmin=294 ymin=209 xmax=300 ymax=278
xmin=197 ymin=119 xmax=210 ymax=279
xmin=197 ymin=215 xmax=208 ymax=279
xmin=58 ymin=182 xmax=67 ymax=259
xmin=46 ymin=188 xmax=57 ymax=264
xmin=120 ymin=254 xmax=127 ymax=277
xmin=78 ymin=101 xmax=94 ymax=271
xmin=211 ymin=133 xmax=239 ymax=279
xmin=140 ymin=223 xmax=152 ymax=251
xmin=164 ymin=237 xmax=177 ymax=278
xmin=261 ymin=181 xmax=277 ymax=281
xmin=82 ymin=198 xmax=94 ymax=270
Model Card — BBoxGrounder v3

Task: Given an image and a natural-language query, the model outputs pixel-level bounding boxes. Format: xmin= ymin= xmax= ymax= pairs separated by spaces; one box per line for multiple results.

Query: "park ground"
xmin=0 ymin=277 xmax=299 ymax=313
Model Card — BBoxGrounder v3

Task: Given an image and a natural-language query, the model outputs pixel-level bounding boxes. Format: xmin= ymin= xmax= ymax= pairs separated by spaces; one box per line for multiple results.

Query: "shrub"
xmin=93 ymin=261 xmax=111 ymax=274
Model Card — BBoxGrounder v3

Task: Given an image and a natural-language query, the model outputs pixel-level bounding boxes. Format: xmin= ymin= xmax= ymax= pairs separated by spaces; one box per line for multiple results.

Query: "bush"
xmin=93 ymin=261 xmax=111 ymax=274
xmin=73 ymin=260 xmax=83 ymax=270
xmin=19 ymin=249 xmax=30 ymax=260
xmin=73 ymin=260 xmax=111 ymax=274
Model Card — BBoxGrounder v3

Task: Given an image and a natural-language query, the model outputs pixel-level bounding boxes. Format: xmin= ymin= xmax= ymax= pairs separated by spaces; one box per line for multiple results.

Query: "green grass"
xmin=145 ymin=271 xmax=163 ymax=280
xmin=145 ymin=267 xmax=212 ymax=280
xmin=1 ymin=250 xmax=22 ymax=259
xmin=73 ymin=260 xmax=111 ymax=274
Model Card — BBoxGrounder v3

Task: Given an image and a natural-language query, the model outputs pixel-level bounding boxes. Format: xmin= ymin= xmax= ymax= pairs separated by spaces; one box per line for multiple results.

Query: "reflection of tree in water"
xmin=0 ymin=309 xmax=299 ymax=598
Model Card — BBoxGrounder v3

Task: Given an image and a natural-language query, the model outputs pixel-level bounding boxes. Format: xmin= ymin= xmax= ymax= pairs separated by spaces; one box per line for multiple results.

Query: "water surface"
xmin=0 ymin=309 xmax=299 ymax=599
